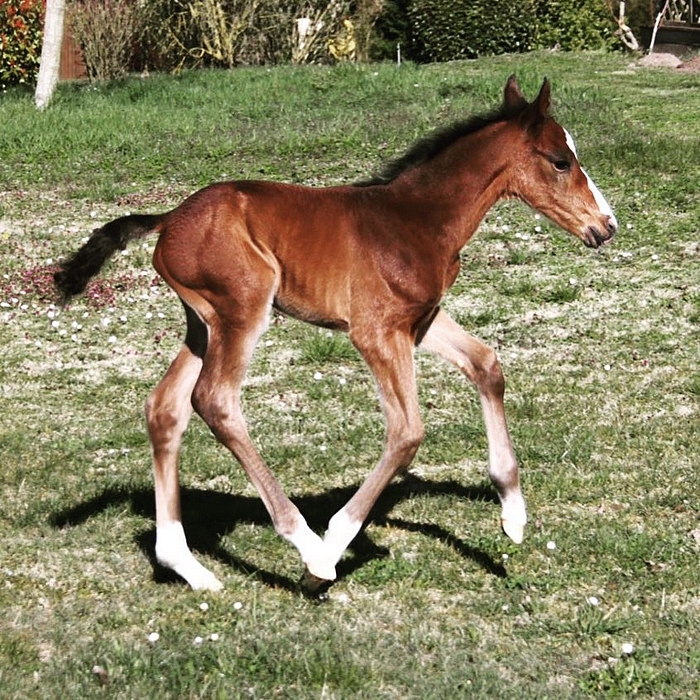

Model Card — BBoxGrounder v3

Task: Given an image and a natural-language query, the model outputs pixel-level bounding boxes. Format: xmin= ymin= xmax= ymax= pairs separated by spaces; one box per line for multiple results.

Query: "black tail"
xmin=54 ymin=214 xmax=162 ymax=306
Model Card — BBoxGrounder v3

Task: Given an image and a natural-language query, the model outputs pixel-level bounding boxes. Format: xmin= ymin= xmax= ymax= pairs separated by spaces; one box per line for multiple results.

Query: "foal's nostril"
xmin=605 ymin=216 xmax=618 ymax=237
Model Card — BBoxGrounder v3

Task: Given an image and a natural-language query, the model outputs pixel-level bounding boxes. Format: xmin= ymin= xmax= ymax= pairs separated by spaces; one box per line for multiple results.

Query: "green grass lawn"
xmin=1 ymin=52 xmax=699 ymax=699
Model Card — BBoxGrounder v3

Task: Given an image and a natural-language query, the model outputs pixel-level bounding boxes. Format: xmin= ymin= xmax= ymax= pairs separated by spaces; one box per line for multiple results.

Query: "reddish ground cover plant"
xmin=0 ymin=263 xmax=152 ymax=310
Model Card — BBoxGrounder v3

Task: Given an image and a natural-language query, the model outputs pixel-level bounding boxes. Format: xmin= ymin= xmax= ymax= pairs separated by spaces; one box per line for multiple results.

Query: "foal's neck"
xmin=391 ymin=121 xmax=518 ymax=250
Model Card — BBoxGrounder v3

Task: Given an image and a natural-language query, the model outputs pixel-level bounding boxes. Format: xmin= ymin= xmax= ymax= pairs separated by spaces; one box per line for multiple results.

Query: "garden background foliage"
xmin=0 ymin=0 xmax=44 ymax=90
xmin=1 ymin=0 xmax=655 ymax=87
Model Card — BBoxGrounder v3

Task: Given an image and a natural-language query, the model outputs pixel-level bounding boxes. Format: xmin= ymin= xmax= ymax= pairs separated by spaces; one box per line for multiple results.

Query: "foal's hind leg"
xmin=190 ymin=299 xmax=334 ymax=582
xmin=146 ymin=305 xmax=223 ymax=590
xmin=419 ymin=309 xmax=527 ymax=543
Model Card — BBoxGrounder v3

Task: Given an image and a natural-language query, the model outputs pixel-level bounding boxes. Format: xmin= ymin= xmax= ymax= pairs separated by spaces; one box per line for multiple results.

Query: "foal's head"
xmin=505 ymin=76 xmax=618 ymax=248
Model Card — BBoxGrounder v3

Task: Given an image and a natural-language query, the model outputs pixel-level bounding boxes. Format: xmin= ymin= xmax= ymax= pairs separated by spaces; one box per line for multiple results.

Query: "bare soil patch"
xmin=637 ymin=49 xmax=700 ymax=72
xmin=638 ymin=52 xmax=683 ymax=68
xmin=677 ymin=55 xmax=700 ymax=72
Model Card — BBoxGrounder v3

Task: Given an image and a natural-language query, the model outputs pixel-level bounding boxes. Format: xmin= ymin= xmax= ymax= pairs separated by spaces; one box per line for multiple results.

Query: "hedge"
xmin=0 ymin=0 xmax=45 ymax=90
xmin=407 ymin=0 xmax=620 ymax=62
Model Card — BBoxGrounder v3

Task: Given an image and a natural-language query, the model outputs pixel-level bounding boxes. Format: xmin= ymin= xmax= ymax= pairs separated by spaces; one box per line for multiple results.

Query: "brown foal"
xmin=55 ymin=76 xmax=617 ymax=591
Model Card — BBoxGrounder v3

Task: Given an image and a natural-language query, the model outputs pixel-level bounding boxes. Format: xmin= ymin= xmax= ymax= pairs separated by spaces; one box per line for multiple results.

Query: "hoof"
xmin=501 ymin=518 xmax=525 ymax=545
xmin=195 ymin=577 xmax=224 ymax=592
xmin=300 ymin=568 xmax=333 ymax=600
xmin=188 ymin=570 xmax=224 ymax=592
xmin=303 ymin=557 xmax=336 ymax=583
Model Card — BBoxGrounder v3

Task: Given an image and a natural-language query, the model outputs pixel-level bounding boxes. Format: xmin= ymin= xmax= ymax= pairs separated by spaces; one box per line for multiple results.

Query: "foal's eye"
xmin=551 ymin=158 xmax=571 ymax=173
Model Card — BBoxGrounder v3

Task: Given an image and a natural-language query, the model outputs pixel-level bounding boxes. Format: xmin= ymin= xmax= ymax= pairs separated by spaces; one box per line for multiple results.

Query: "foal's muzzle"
xmin=584 ymin=215 xmax=617 ymax=248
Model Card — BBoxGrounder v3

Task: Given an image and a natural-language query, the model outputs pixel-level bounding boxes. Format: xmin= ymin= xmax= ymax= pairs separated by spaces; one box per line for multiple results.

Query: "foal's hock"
xmin=55 ymin=76 xmax=617 ymax=592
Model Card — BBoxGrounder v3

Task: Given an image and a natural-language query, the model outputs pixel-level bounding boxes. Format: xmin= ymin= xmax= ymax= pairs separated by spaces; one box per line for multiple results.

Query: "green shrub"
xmin=408 ymin=0 xmax=535 ymax=62
xmin=370 ymin=0 xmax=410 ymax=61
xmin=533 ymin=0 xmax=619 ymax=51
xmin=0 ymin=0 xmax=44 ymax=91
xmin=405 ymin=0 xmax=621 ymax=62
xmin=350 ymin=0 xmax=385 ymax=62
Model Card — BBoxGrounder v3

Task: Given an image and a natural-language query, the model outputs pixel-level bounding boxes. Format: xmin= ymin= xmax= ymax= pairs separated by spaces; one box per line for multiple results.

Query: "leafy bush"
xmin=0 ymin=0 xmax=44 ymax=91
xmin=370 ymin=0 xmax=410 ymax=61
xmin=405 ymin=0 xmax=621 ymax=62
xmin=69 ymin=0 xmax=143 ymax=81
xmin=408 ymin=0 xmax=535 ymax=62
xmin=533 ymin=0 xmax=618 ymax=51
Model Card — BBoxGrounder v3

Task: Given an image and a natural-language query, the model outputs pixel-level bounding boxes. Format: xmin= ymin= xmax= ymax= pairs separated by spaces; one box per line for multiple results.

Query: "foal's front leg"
xmin=304 ymin=329 xmax=425 ymax=585
xmin=419 ymin=309 xmax=527 ymax=543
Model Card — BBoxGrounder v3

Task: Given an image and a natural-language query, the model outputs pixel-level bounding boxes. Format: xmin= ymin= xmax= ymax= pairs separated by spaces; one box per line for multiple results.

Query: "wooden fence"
xmin=59 ymin=26 xmax=86 ymax=80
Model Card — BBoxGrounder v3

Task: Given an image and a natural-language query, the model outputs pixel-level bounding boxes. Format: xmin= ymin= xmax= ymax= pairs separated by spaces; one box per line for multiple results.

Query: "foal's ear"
xmin=532 ymin=78 xmax=551 ymax=119
xmin=519 ymin=78 xmax=551 ymax=131
xmin=503 ymin=75 xmax=528 ymax=111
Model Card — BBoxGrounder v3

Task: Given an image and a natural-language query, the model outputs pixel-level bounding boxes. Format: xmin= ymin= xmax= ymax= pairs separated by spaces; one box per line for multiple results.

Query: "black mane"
xmin=354 ymin=102 xmax=525 ymax=187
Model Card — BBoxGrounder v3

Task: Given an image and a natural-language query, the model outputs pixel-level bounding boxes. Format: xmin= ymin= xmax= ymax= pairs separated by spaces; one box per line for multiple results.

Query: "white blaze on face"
xmin=564 ymin=129 xmax=618 ymax=229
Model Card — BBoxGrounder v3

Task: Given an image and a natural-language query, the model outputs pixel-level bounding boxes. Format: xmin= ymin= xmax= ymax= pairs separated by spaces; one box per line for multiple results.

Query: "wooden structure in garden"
xmin=59 ymin=25 xmax=85 ymax=80
xmin=654 ymin=0 xmax=700 ymax=45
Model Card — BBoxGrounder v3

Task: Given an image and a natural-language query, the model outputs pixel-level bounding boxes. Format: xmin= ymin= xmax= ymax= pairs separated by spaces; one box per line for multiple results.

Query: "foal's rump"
xmin=51 ymin=182 xmax=240 ymax=307
xmin=53 ymin=181 xmax=276 ymax=309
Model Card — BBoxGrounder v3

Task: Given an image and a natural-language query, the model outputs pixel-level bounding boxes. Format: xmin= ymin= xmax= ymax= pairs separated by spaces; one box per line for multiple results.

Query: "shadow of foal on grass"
xmin=50 ymin=474 xmax=505 ymax=593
